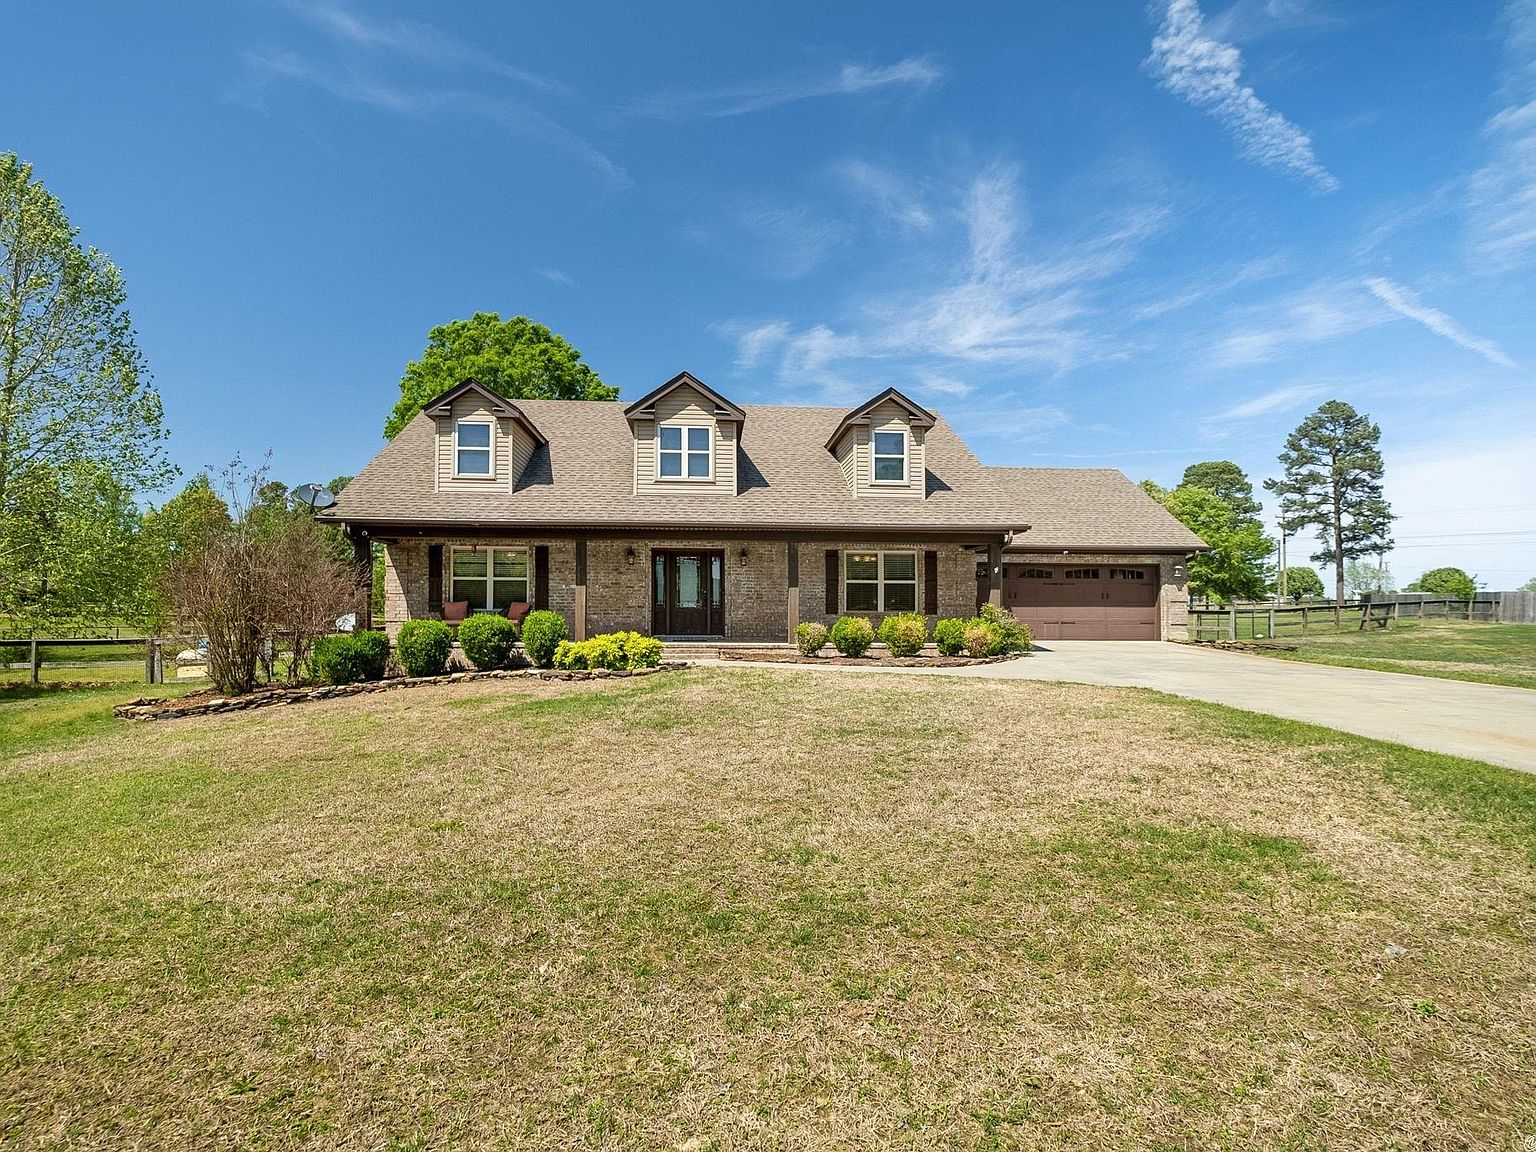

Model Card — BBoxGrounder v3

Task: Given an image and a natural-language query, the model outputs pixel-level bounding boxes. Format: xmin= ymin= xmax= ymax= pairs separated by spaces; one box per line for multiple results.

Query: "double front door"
xmin=652 ymin=550 xmax=725 ymax=636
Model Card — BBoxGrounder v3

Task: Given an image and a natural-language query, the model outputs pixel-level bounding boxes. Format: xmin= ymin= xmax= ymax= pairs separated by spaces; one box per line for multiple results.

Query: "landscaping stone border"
xmin=112 ymin=662 xmax=691 ymax=722
xmin=715 ymin=649 xmax=1027 ymax=668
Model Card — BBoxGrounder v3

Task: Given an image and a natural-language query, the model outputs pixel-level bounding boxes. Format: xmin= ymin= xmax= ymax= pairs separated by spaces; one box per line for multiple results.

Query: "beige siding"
xmin=831 ymin=401 xmax=927 ymax=498
xmin=508 ymin=425 xmax=537 ymax=487
xmin=836 ymin=432 xmax=856 ymax=494
xmin=434 ymin=396 xmax=516 ymax=493
xmin=633 ymin=383 xmax=737 ymax=496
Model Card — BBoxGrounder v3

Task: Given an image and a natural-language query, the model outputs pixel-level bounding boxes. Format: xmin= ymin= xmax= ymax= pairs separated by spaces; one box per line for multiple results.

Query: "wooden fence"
xmin=0 ymin=636 xmax=197 ymax=685
xmin=1188 ymin=597 xmax=1498 ymax=642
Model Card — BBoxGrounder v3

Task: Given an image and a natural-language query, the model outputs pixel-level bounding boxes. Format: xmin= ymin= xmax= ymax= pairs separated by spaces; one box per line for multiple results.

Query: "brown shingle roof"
xmin=322 ymin=398 xmax=1204 ymax=551
xmin=987 ymin=467 xmax=1206 ymax=552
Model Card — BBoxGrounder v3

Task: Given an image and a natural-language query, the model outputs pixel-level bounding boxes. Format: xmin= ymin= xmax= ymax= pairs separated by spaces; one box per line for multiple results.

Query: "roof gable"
xmin=622 ymin=371 xmax=746 ymax=423
xmin=422 ymin=379 xmax=547 ymax=445
xmin=825 ymin=387 xmax=936 ymax=450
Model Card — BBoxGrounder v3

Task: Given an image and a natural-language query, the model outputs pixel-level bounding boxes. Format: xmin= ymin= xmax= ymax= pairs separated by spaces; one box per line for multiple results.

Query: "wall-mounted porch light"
xmin=625 ymin=546 xmax=636 ymax=566
xmin=738 ymin=546 xmax=749 ymax=566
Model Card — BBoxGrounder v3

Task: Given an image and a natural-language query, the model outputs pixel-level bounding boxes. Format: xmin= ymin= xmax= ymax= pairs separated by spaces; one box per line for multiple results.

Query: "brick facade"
xmin=382 ymin=536 xmax=986 ymax=641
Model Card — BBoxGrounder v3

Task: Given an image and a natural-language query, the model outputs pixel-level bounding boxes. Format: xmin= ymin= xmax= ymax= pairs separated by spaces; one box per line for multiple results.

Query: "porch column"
xmin=574 ymin=538 xmax=588 ymax=641
xmin=987 ymin=539 xmax=1003 ymax=609
xmin=786 ymin=541 xmax=799 ymax=642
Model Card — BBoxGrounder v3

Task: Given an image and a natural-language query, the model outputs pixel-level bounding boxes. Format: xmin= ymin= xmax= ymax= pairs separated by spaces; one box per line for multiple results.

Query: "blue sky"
xmin=5 ymin=0 xmax=1534 ymax=586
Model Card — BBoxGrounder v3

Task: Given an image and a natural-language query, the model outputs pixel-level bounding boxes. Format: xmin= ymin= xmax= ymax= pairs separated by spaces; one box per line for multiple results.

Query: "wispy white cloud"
xmin=1364 ymin=277 xmax=1518 ymax=367
xmin=237 ymin=7 xmax=625 ymax=185
xmin=1209 ymin=279 xmax=1382 ymax=367
xmin=1465 ymin=1 xmax=1536 ymax=267
xmin=630 ymin=56 xmax=940 ymax=119
xmin=832 ymin=159 xmax=933 ymax=231
xmin=1147 ymin=0 xmax=1339 ymax=192
xmin=1210 ymin=382 xmax=1326 ymax=421
xmin=535 ymin=267 xmax=576 ymax=286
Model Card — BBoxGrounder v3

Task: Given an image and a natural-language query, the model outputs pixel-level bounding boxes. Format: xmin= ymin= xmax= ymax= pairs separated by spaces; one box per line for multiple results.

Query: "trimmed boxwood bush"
xmin=933 ymin=618 xmax=968 ymax=656
xmin=795 ymin=621 xmax=828 ymax=657
xmin=963 ymin=623 xmax=993 ymax=658
xmin=552 ymin=630 xmax=663 ymax=671
xmin=829 ymin=615 xmax=875 ymax=658
xmin=311 ymin=630 xmax=389 ymax=684
xmin=978 ymin=602 xmax=1032 ymax=654
xmin=397 ymin=619 xmax=453 ymax=677
xmin=876 ymin=612 xmax=928 ymax=657
xmin=519 ymin=610 xmax=569 ymax=668
xmin=457 ymin=613 xmax=519 ymax=670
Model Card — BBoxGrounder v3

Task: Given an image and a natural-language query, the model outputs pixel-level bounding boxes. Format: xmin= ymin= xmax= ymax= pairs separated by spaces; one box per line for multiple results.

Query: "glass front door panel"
xmin=676 ymin=556 xmax=701 ymax=609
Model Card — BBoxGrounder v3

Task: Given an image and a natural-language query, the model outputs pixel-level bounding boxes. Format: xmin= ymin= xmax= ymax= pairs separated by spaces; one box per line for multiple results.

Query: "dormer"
xmin=826 ymin=387 xmax=935 ymax=499
xmin=425 ymin=379 xmax=546 ymax=493
xmin=625 ymin=371 xmax=744 ymax=496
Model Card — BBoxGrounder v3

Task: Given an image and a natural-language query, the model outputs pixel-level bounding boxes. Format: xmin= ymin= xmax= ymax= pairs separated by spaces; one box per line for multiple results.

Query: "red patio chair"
xmin=503 ymin=601 xmax=532 ymax=627
xmin=441 ymin=600 xmax=470 ymax=625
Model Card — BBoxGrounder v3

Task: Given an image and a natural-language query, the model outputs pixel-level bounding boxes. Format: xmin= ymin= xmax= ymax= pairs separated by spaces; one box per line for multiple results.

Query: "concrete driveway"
xmin=715 ymin=642 xmax=1536 ymax=773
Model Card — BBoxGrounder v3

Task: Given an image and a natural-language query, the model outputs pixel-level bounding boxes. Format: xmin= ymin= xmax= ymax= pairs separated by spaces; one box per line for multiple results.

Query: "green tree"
xmin=1405 ymin=567 xmax=1477 ymax=600
xmin=0 ymin=153 xmax=172 ymax=513
xmin=384 ymin=313 xmax=615 ymax=438
xmin=1522 ymin=576 xmax=1536 ymax=592
xmin=1264 ymin=400 xmax=1394 ymax=605
xmin=1344 ymin=557 xmax=1393 ymax=598
xmin=1162 ymin=485 xmax=1274 ymax=603
xmin=1138 ymin=478 xmax=1167 ymax=502
xmin=1283 ymin=565 xmax=1325 ymax=601
xmin=141 ymin=475 xmax=233 ymax=561
xmin=1180 ymin=461 xmax=1263 ymax=527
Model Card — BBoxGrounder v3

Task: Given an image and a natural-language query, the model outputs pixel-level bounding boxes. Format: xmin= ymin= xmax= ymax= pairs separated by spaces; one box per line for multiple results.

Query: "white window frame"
xmin=843 ymin=550 xmax=918 ymax=613
xmin=449 ymin=546 xmax=529 ymax=612
xmin=454 ymin=420 xmax=494 ymax=479
xmin=871 ymin=429 xmax=908 ymax=485
xmin=657 ymin=423 xmax=713 ymax=481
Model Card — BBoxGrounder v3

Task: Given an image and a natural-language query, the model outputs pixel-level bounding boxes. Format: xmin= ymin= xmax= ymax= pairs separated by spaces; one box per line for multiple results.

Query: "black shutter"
xmin=924 ymin=550 xmax=939 ymax=615
xmin=427 ymin=544 xmax=444 ymax=614
xmin=824 ymin=550 xmax=839 ymax=615
xmin=534 ymin=545 xmax=550 ymax=609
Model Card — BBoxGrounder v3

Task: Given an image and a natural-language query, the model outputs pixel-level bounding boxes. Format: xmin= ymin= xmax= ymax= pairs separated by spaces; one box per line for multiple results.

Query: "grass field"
xmin=1250 ymin=620 xmax=1536 ymax=690
xmin=3 ymin=670 xmax=1534 ymax=1149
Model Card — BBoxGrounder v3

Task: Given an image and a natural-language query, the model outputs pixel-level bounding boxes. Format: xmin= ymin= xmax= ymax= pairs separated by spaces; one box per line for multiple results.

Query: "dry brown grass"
xmin=2 ymin=668 xmax=1534 ymax=1150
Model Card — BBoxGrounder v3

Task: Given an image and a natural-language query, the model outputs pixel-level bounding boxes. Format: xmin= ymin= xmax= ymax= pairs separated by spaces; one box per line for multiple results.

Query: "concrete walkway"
xmin=706 ymin=641 xmax=1536 ymax=774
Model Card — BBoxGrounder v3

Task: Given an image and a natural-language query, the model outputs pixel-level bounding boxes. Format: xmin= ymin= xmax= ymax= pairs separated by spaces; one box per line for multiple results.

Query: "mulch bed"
xmin=112 ymin=663 xmax=690 ymax=722
xmin=715 ymin=649 xmax=1027 ymax=668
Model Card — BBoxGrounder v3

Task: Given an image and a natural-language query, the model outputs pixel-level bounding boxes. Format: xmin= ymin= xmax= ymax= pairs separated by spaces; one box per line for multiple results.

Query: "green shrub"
xmin=877 ymin=612 xmax=928 ymax=657
xmin=553 ymin=630 xmax=663 ymax=671
xmin=520 ymin=610 xmax=569 ymax=668
xmin=397 ymin=619 xmax=453 ymax=677
xmin=962 ymin=624 xmax=993 ymax=658
xmin=311 ymin=632 xmax=388 ymax=684
xmin=457 ymin=613 xmax=519 ymax=670
xmin=978 ymin=602 xmax=1032 ymax=654
xmin=795 ymin=621 xmax=828 ymax=657
xmin=829 ymin=615 xmax=875 ymax=658
xmin=933 ymin=618 xmax=968 ymax=656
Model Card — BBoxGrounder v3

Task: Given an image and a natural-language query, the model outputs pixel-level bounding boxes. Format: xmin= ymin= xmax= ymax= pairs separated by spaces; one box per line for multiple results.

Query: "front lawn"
xmin=1252 ymin=619 xmax=1536 ymax=689
xmin=2 ymin=670 xmax=1533 ymax=1148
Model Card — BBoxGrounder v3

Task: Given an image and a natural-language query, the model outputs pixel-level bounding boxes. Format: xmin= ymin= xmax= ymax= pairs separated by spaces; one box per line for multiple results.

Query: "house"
xmin=321 ymin=372 xmax=1205 ymax=643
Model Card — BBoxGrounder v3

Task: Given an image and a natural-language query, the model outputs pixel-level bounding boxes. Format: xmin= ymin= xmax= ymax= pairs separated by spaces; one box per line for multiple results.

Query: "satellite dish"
xmin=293 ymin=483 xmax=336 ymax=510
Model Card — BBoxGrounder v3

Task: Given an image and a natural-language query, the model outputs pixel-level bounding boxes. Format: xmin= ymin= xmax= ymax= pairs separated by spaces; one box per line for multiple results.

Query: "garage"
xmin=996 ymin=563 xmax=1160 ymax=640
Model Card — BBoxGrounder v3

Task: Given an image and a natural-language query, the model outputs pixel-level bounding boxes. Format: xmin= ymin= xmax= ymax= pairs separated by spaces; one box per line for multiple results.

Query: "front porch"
xmin=374 ymin=533 xmax=1006 ymax=643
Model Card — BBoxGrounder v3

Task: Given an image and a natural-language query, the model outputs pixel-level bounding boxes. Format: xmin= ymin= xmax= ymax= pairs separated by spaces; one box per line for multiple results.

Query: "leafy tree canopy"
xmin=1283 ymin=565 xmax=1325 ymax=601
xmin=0 ymin=152 xmax=172 ymax=511
xmin=1264 ymin=400 xmax=1393 ymax=604
xmin=1138 ymin=478 xmax=1167 ymax=502
xmin=384 ymin=313 xmax=616 ymax=439
xmin=1179 ymin=461 xmax=1262 ymax=526
xmin=1344 ymin=558 xmax=1393 ymax=597
xmin=1522 ymin=576 xmax=1536 ymax=592
xmin=1161 ymin=484 xmax=1274 ymax=603
xmin=1405 ymin=567 xmax=1477 ymax=600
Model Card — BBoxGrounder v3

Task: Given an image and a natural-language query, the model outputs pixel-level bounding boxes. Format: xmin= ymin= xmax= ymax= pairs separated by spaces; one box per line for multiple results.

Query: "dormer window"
xmin=455 ymin=420 xmax=493 ymax=477
xmin=872 ymin=430 xmax=908 ymax=484
xmin=659 ymin=424 xmax=712 ymax=480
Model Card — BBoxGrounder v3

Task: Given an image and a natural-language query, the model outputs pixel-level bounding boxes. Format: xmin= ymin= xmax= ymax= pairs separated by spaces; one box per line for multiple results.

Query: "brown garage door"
xmin=998 ymin=564 xmax=1159 ymax=640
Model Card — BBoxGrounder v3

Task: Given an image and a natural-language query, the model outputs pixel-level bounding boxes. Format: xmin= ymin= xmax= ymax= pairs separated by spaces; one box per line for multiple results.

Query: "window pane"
xmin=846 ymin=554 xmax=879 ymax=582
xmin=686 ymin=452 xmax=710 ymax=477
xmin=711 ymin=555 xmax=722 ymax=607
xmin=845 ymin=582 xmax=878 ymax=611
xmin=883 ymin=583 xmax=916 ymax=612
xmin=654 ymin=555 xmax=665 ymax=606
xmin=676 ymin=556 xmax=701 ymax=608
xmin=873 ymin=457 xmax=905 ymax=481
xmin=687 ymin=426 xmax=710 ymax=451
xmin=451 ymin=579 xmax=484 ymax=609
xmin=883 ymin=552 xmax=916 ymax=581
xmin=492 ymin=580 xmax=527 ymax=609
xmin=452 ymin=551 xmax=487 ymax=578
xmin=457 ymin=448 xmax=490 ymax=475
xmin=659 ymin=452 xmax=682 ymax=477
xmin=493 ymin=549 xmax=527 ymax=579
xmin=873 ymin=431 xmax=904 ymax=456
xmin=659 ymin=426 xmax=682 ymax=450
xmin=457 ymin=422 xmax=490 ymax=447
